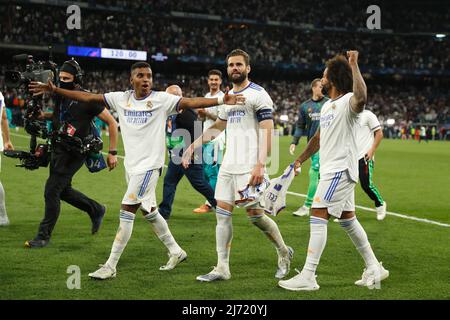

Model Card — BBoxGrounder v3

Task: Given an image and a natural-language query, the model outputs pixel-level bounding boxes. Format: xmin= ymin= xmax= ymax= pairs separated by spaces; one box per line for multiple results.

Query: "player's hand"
xmin=294 ymin=160 xmax=301 ymax=176
xmin=197 ymin=108 xmax=206 ymax=117
xmin=365 ymin=149 xmax=374 ymax=161
xmin=289 ymin=144 xmax=296 ymax=155
xmin=3 ymin=141 xmax=14 ymax=151
xmin=249 ymin=163 xmax=264 ymax=186
xmin=29 ymin=80 xmax=56 ymax=96
xmin=223 ymin=86 xmax=245 ymax=105
xmin=107 ymin=154 xmax=118 ymax=171
xmin=347 ymin=50 xmax=359 ymax=66
xmin=182 ymin=144 xmax=194 ymax=169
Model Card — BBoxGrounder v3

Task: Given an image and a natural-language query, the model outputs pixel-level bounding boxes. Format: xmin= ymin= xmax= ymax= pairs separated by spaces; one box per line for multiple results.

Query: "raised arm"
xmin=348 ymin=50 xmax=367 ymax=114
xmin=29 ymin=80 xmax=104 ymax=104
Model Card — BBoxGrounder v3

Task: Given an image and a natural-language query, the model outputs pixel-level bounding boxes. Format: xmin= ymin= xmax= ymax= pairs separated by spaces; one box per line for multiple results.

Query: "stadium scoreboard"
xmin=67 ymin=46 xmax=147 ymax=61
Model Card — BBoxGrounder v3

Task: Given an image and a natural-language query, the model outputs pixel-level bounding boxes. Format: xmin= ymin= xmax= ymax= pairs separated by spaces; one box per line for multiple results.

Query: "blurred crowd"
xmin=50 ymin=0 xmax=450 ymax=32
xmin=1 ymin=4 xmax=449 ymax=71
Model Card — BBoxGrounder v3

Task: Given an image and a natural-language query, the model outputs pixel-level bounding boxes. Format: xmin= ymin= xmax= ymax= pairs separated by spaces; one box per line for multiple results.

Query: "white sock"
xmin=0 ymin=181 xmax=8 ymax=219
xmin=105 ymin=210 xmax=135 ymax=269
xmin=216 ymin=207 xmax=233 ymax=272
xmin=145 ymin=209 xmax=182 ymax=255
xmin=339 ymin=216 xmax=379 ymax=267
xmin=249 ymin=214 xmax=288 ymax=256
xmin=302 ymin=216 xmax=328 ymax=279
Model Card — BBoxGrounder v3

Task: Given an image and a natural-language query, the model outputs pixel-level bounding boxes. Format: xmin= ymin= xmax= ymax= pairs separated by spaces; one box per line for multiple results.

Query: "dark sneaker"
xmin=25 ymin=238 xmax=49 ymax=248
xmin=91 ymin=205 xmax=106 ymax=235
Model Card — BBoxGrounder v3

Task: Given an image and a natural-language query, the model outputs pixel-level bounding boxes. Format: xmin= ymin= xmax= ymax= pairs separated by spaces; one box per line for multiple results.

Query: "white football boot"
xmin=159 ymin=249 xmax=187 ymax=271
xmin=89 ymin=264 xmax=117 ymax=280
xmin=275 ymin=246 xmax=294 ymax=279
xmin=355 ymin=262 xmax=389 ymax=287
xmin=376 ymin=202 xmax=387 ymax=221
xmin=278 ymin=269 xmax=320 ymax=291
xmin=292 ymin=205 xmax=310 ymax=217
xmin=196 ymin=266 xmax=231 ymax=282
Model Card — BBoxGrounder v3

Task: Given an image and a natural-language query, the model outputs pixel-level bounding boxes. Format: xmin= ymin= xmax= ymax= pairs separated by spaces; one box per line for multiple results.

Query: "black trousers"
xmin=358 ymin=157 xmax=384 ymax=208
xmin=36 ymin=148 xmax=103 ymax=240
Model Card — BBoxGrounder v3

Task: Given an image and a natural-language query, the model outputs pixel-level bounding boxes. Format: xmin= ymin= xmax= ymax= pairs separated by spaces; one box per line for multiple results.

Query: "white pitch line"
xmin=287 ymin=191 xmax=450 ymax=228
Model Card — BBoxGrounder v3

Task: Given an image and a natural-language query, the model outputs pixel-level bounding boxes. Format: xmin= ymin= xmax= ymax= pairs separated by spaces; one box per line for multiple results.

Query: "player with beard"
xmin=183 ymin=49 xmax=293 ymax=282
xmin=278 ymin=51 xmax=389 ymax=291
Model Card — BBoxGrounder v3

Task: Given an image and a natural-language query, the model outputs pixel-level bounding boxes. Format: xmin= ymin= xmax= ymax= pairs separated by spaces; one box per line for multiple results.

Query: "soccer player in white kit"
xmin=0 ymin=91 xmax=14 ymax=226
xmin=193 ymin=69 xmax=226 ymax=213
xmin=183 ymin=49 xmax=293 ymax=282
xmin=29 ymin=62 xmax=244 ymax=280
xmin=356 ymin=110 xmax=386 ymax=220
xmin=279 ymin=51 xmax=389 ymax=291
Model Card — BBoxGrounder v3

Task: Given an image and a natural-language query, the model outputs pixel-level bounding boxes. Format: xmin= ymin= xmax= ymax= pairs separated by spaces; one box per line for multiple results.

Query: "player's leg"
xmin=293 ymin=152 xmax=319 ymax=217
xmin=280 ymin=171 xmax=352 ymax=291
xmin=89 ymin=171 xmax=147 ymax=279
xmin=141 ymin=169 xmax=186 ymax=270
xmin=0 ymin=180 xmax=9 ymax=226
xmin=247 ymin=207 xmax=293 ymax=279
xmin=359 ymin=158 xmax=386 ymax=220
xmin=197 ymin=171 xmax=234 ymax=282
xmin=193 ymin=142 xmax=217 ymax=213
xmin=185 ymin=163 xmax=216 ymax=212
xmin=158 ymin=159 xmax=184 ymax=219
xmin=338 ymin=175 xmax=388 ymax=287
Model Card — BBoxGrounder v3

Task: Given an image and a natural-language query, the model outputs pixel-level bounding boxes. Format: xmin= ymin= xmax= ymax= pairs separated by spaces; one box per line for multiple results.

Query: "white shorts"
xmin=215 ymin=170 xmax=268 ymax=209
xmin=122 ymin=169 xmax=160 ymax=212
xmin=312 ymin=170 xmax=355 ymax=218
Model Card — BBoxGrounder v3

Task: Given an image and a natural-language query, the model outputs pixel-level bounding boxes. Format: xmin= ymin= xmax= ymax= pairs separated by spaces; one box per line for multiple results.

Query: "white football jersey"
xmin=0 ymin=92 xmax=4 ymax=152
xmin=319 ymin=92 xmax=362 ymax=182
xmin=356 ymin=110 xmax=381 ymax=159
xmin=263 ymin=163 xmax=297 ymax=216
xmin=204 ymin=91 xmax=225 ymax=148
xmin=218 ymin=82 xmax=274 ymax=174
xmin=104 ymin=90 xmax=181 ymax=175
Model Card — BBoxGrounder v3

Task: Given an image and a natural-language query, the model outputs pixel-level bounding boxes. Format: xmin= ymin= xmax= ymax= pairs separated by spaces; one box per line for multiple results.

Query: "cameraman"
xmin=25 ymin=59 xmax=119 ymax=248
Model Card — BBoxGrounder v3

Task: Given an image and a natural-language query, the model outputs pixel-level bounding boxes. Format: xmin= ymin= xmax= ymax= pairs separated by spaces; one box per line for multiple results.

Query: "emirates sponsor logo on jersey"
xmin=320 ymin=113 xmax=335 ymax=128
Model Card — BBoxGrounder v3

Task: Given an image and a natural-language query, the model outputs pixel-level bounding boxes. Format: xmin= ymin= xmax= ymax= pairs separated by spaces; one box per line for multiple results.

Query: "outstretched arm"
xmin=29 ymin=80 xmax=104 ymax=104
xmin=348 ymin=50 xmax=367 ymax=114
xmin=178 ymin=88 xmax=245 ymax=110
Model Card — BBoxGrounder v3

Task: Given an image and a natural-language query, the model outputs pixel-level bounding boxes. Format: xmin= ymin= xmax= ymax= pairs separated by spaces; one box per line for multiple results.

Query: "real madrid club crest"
xmin=146 ymin=100 xmax=153 ymax=109
xmin=331 ymin=104 xmax=336 ymax=110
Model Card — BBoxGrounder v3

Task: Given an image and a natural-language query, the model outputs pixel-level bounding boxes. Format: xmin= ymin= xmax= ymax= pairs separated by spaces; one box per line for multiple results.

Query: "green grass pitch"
xmin=1 ymin=130 xmax=449 ymax=299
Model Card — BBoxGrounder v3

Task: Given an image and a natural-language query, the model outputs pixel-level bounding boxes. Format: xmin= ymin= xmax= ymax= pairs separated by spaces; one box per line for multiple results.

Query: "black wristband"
xmin=108 ymin=150 xmax=118 ymax=155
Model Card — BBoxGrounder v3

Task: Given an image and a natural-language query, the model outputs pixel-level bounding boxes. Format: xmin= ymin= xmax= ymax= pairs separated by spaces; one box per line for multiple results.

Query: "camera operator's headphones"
xmin=61 ymin=58 xmax=83 ymax=86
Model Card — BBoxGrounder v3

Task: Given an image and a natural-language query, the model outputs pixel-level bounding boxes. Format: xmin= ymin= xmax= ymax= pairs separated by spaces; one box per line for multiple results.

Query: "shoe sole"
xmin=278 ymin=282 xmax=320 ymax=291
xmin=196 ymin=275 xmax=230 ymax=282
xmin=292 ymin=212 xmax=309 ymax=217
xmin=89 ymin=273 xmax=117 ymax=280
